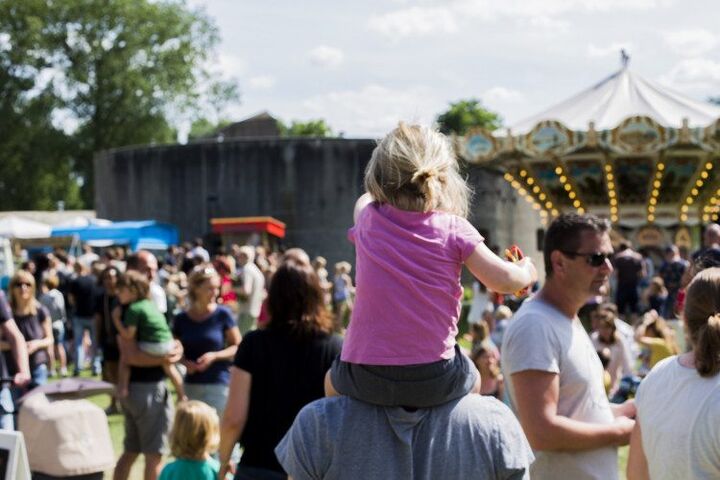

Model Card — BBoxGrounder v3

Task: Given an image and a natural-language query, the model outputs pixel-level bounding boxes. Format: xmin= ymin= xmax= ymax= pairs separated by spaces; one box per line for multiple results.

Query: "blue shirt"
xmin=159 ymin=458 xmax=219 ymax=480
xmin=173 ymin=306 xmax=236 ymax=384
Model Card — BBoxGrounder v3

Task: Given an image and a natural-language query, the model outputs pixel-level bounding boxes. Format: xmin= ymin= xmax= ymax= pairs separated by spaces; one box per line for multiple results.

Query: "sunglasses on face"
xmin=12 ymin=282 xmax=33 ymax=289
xmin=560 ymin=251 xmax=612 ymax=267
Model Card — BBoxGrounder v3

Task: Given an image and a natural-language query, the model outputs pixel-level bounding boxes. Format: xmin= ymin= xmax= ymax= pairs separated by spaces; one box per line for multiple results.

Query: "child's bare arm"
xmin=465 ymin=242 xmax=537 ymax=294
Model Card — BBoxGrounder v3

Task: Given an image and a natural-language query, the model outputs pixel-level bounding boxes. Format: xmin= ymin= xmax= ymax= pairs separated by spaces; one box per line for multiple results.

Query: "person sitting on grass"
xmin=114 ymin=270 xmax=185 ymax=401
xmin=159 ymin=400 xmax=220 ymax=480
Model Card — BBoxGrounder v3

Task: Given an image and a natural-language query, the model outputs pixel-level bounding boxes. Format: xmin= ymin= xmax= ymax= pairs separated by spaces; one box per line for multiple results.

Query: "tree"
xmin=436 ymin=99 xmax=502 ymax=136
xmin=279 ymin=119 xmax=334 ymax=137
xmin=188 ymin=118 xmax=233 ymax=140
xmin=1 ymin=0 xmax=239 ymax=206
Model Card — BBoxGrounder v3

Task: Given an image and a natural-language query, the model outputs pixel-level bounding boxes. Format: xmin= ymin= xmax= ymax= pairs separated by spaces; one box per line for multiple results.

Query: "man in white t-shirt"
xmin=235 ymin=245 xmax=265 ymax=334
xmin=502 ymin=213 xmax=636 ymax=480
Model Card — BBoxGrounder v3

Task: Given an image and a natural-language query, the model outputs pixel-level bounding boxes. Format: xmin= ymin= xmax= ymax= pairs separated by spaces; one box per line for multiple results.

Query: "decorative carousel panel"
xmin=565 ymin=160 xmax=606 ymax=205
xmin=611 ymin=116 xmax=665 ymax=154
xmin=525 ymin=121 xmax=574 ymax=157
xmin=658 ymin=157 xmax=701 ymax=204
xmin=531 ymin=161 xmax=573 ymax=207
xmin=462 ymin=128 xmax=497 ymax=163
xmin=615 ymin=157 xmax=654 ymax=204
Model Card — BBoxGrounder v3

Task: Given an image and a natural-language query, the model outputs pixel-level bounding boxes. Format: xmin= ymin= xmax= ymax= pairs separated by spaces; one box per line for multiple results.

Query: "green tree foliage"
xmin=436 ymin=99 xmax=502 ymax=136
xmin=279 ymin=119 xmax=335 ymax=137
xmin=188 ymin=118 xmax=233 ymax=140
xmin=0 ymin=0 xmax=239 ymax=207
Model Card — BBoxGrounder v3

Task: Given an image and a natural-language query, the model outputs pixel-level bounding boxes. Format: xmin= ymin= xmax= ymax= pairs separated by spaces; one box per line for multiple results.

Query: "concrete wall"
xmin=95 ymin=138 xmax=544 ymax=273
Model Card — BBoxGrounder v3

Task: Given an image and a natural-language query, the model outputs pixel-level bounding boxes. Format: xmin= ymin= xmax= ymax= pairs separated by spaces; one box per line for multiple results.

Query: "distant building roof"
xmin=214 ymin=111 xmax=280 ymax=138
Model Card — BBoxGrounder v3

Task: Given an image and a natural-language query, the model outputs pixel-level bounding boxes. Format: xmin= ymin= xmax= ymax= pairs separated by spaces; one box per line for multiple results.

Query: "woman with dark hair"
xmin=628 ymin=267 xmax=720 ymax=479
xmin=94 ymin=265 xmax=121 ymax=413
xmin=218 ymin=255 xmax=342 ymax=480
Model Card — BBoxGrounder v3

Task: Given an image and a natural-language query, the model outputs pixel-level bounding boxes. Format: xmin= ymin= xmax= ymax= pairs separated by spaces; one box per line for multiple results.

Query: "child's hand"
xmin=504 ymin=245 xmax=534 ymax=297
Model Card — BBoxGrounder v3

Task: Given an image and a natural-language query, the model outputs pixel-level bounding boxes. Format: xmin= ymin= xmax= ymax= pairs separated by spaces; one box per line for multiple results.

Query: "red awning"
xmin=210 ymin=216 xmax=286 ymax=238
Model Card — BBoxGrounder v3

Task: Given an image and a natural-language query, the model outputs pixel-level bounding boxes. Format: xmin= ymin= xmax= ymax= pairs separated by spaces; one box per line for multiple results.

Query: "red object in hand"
xmin=504 ymin=245 xmax=530 ymax=298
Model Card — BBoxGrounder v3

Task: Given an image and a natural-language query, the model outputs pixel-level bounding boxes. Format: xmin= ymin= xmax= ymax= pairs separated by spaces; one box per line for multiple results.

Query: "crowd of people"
xmin=2 ymin=122 xmax=720 ymax=480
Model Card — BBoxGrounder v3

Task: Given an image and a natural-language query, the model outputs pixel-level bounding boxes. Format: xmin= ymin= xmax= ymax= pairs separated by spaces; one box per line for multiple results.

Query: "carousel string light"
xmin=701 ymin=187 xmax=720 ymax=223
xmin=681 ymin=161 xmax=714 ymax=223
xmin=504 ymin=170 xmax=553 ymax=222
xmin=646 ymin=161 xmax=665 ymax=223
xmin=604 ymin=163 xmax=619 ymax=223
xmin=555 ymin=164 xmax=584 ymax=215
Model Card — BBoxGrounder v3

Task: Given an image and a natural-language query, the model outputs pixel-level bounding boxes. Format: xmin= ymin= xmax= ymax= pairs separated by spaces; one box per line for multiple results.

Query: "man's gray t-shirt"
xmin=276 ymin=394 xmax=533 ymax=480
xmin=501 ymin=298 xmax=617 ymax=480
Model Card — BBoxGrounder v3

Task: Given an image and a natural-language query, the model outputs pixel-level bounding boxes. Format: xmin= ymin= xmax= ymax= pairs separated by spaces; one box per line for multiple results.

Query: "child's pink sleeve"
xmin=453 ymin=217 xmax=484 ymax=261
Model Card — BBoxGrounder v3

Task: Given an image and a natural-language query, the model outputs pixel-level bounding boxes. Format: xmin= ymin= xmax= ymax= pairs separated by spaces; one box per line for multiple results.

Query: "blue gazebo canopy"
xmin=51 ymin=220 xmax=179 ymax=251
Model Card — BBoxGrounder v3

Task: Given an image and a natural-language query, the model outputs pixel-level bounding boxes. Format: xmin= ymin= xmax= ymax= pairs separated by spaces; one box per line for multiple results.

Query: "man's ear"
xmin=550 ymin=250 xmax=566 ymax=277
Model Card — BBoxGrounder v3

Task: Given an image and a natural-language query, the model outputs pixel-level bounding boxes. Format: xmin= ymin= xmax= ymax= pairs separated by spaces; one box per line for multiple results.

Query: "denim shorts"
xmin=330 ymin=344 xmax=478 ymax=408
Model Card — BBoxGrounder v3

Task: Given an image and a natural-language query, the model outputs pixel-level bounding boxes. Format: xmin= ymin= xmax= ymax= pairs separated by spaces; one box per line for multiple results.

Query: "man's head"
xmin=544 ymin=213 xmax=613 ymax=296
xmin=664 ymin=245 xmax=679 ymax=261
xmin=703 ymin=223 xmax=720 ymax=248
xmin=126 ymin=250 xmax=158 ymax=281
xmin=237 ymin=245 xmax=255 ymax=266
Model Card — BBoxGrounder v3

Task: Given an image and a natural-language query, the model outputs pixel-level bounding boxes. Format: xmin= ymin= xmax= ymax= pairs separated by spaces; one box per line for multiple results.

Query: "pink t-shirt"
xmin=341 ymin=203 xmax=483 ymax=365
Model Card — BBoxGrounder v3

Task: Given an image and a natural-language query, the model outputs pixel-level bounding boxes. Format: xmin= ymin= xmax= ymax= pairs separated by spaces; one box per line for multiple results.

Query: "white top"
xmin=635 ymin=356 xmax=720 ymax=480
xmin=591 ymin=332 xmax=633 ymax=393
xmin=150 ymin=282 xmax=167 ymax=314
xmin=502 ymin=298 xmax=617 ymax=480
xmin=508 ymin=67 xmax=720 ymax=134
xmin=467 ymin=282 xmax=491 ymax=325
xmin=239 ymin=262 xmax=265 ymax=318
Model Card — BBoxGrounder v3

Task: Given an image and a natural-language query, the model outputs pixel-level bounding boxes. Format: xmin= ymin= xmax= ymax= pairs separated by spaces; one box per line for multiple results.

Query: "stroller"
xmin=17 ymin=380 xmax=115 ymax=480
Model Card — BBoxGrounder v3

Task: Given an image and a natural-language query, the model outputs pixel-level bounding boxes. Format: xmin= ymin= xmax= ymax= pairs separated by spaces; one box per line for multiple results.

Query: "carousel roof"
xmin=509 ymin=66 xmax=720 ymax=134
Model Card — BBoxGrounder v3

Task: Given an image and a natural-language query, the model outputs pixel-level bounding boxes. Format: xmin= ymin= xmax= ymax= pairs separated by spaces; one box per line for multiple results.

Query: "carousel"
xmin=458 ymin=54 xmax=720 ymax=252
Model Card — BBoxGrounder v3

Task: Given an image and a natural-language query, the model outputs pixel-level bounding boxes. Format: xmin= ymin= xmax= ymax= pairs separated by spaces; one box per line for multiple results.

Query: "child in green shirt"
xmin=114 ymin=270 xmax=185 ymax=400
xmin=160 ymin=400 xmax=221 ymax=480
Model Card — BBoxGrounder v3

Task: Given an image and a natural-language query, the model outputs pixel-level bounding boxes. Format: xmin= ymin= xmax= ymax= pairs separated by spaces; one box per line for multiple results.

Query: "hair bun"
xmin=411 ymin=167 xmax=439 ymax=185
xmin=709 ymin=313 xmax=720 ymax=327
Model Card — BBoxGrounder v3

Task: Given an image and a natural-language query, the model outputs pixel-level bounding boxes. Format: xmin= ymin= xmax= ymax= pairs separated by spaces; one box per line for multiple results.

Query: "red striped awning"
xmin=210 ymin=216 xmax=286 ymax=238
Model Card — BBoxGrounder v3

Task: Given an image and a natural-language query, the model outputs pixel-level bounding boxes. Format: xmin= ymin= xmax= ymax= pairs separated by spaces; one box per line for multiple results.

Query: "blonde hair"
xmin=9 ymin=270 xmax=38 ymax=315
xmin=684 ymin=267 xmax=720 ymax=377
xmin=187 ymin=265 xmax=219 ymax=306
xmin=335 ymin=261 xmax=351 ymax=274
xmin=117 ymin=270 xmax=150 ymax=301
xmin=364 ymin=122 xmax=471 ymax=218
xmin=169 ymin=400 xmax=220 ymax=459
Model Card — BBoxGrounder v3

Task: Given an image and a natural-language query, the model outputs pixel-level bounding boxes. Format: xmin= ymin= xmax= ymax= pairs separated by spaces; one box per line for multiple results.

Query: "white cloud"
xmin=454 ymin=0 xmax=672 ymax=19
xmin=308 ymin=45 xmax=345 ymax=68
xmin=587 ymin=42 xmax=633 ymax=58
xmin=663 ymin=29 xmax=718 ymax=56
xmin=483 ymin=86 xmax=524 ymax=104
xmin=519 ymin=15 xmax=571 ymax=33
xmin=659 ymin=58 xmax=720 ymax=91
xmin=247 ymin=75 xmax=276 ymax=90
xmin=300 ymin=84 xmax=445 ymax=137
xmin=217 ymin=53 xmax=246 ymax=77
xmin=368 ymin=7 xmax=458 ymax=39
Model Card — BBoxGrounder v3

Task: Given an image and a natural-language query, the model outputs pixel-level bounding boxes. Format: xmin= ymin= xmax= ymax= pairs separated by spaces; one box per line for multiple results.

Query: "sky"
xmin=187 ymin=0 xmax=720 ymax=138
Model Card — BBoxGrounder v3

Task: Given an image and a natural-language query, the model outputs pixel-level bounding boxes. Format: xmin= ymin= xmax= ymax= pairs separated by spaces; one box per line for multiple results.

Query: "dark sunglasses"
xmin=560 ymin=251 xmax=612 ymax=267
xmin=12 ymin=282 xmax=33 ymax=288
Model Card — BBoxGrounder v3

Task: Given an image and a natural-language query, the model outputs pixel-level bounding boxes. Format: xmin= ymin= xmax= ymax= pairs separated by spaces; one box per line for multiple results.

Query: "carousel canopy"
xmin=458 ymin=56 xmax=720 ymax=243
xmin=510 ymin=66 xmax=720 ymax=134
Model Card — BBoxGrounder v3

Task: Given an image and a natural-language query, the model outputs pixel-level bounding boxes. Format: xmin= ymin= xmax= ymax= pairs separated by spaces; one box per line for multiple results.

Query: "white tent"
xmin=0 ymin=216 xmax=53 ymax=239
xmin=509 ymin=66 xmax=720 ymax=134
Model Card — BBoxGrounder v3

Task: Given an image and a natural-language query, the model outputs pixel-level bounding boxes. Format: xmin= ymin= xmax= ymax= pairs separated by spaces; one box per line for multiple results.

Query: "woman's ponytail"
xmin=695 ymin=314 xmax=720 ymax=377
